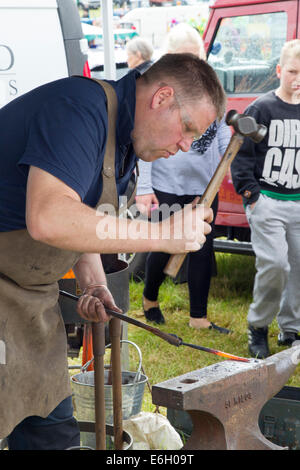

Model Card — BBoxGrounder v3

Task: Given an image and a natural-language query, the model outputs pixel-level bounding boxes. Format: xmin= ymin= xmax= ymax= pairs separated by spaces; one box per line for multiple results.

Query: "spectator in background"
xmin=126 ymin=36 xmax=154 ymax=73
xmin=231 ymin=39 xmax=300 ymax=358
xmin=135 ymin=23 xmax=232 ymax=332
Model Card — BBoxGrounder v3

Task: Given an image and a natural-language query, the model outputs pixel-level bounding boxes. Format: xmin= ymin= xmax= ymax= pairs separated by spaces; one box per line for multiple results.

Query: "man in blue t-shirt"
xmin=0 ymin=53 xmax=226 ymax=449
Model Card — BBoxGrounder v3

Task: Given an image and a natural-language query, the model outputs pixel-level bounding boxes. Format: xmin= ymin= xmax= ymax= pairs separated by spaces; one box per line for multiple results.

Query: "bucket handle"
xmin=81 ymin=340 xmax=142 ymax=383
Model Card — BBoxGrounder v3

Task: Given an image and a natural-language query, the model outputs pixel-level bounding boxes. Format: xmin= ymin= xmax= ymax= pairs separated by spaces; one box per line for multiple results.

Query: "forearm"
xmin=73 ymin=253 xmax=123 ymax=322
xmin=231 ymin=148 xmax=261 ymax=205
xmin=28 ymin=193 xmax=160 ymax=253
xmin=218 ymin=116 xmax=232 ymax=156
xmin=26 ymin=166 xmax=212 ymax=255
xmin=73 ymin=253 xmax=107 ymax=291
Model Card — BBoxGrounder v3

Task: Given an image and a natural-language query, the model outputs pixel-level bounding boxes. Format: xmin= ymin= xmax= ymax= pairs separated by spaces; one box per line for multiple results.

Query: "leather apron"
xmin=0 ymin=79 xmax=136 ymax=438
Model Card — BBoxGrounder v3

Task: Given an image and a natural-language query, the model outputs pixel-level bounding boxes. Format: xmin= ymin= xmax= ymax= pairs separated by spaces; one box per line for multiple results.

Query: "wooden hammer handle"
xmin=163 ymin=133 xmax=244 ymax=278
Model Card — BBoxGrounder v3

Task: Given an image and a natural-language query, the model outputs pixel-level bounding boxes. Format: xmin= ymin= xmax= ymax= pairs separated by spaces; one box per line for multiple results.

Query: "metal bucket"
xmin=71 ymin=340 xmax=147 ymax=447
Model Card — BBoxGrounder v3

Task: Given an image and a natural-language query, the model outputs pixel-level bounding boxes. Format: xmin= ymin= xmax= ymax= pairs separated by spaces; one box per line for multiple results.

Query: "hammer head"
xmin=226 ymin=109 xmax=267 ymax=143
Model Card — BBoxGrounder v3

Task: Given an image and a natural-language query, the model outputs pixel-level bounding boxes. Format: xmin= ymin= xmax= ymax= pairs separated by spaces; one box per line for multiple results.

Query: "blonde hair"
xmin=165 ymin=23 xmax=206 ymax=60
xmin=126 ymin=37 xmax=154 ymax=62
xmin=280 ymin=39 xmax=300 ymax=66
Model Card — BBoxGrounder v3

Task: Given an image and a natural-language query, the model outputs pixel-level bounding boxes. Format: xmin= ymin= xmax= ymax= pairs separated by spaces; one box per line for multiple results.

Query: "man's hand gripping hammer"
xmin=163 ymin=110 xmax=267 ymax=278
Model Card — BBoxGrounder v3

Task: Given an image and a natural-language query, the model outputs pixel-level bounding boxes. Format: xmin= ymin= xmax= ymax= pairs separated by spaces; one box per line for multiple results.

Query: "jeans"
xmin=7 ymin=396 xmax=80 ymax=450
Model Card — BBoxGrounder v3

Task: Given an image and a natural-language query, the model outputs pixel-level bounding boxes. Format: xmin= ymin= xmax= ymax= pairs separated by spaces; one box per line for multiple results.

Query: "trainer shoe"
xmin=248 ymin=325 xmax=269 ymax=359
xmin=278 ymin=331 xmax=300 ymax=346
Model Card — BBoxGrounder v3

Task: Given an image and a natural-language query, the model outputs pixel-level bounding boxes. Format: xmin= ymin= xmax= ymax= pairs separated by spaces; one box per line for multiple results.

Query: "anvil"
xmin=152 ymin=346 xmax=300 ymax=450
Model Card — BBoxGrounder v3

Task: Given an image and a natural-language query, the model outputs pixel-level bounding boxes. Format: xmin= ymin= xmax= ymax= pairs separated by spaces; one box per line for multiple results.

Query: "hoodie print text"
xmin=261 ymin=119 xmax=300 ymax=189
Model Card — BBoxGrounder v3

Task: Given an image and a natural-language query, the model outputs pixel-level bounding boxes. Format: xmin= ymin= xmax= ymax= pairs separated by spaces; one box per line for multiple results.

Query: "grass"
xmin=125 ymin=252 xmax=300 ymax=414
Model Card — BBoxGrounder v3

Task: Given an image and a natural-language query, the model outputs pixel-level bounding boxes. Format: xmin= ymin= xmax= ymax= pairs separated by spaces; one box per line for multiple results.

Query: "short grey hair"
xmin=126 ymin=37 xmax=154 ymax=62
xmin=140 ymin=53 xmax=226 ymax=121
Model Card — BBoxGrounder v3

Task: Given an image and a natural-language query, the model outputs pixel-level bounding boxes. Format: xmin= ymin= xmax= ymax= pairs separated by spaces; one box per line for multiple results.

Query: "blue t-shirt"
xmin=0 ymin=72 xmax=138 ymax=231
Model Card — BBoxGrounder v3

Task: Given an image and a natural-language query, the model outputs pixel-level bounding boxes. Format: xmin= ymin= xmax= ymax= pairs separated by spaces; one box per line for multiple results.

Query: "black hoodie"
xmin=231 ymin=90 xmax=300 ymax=206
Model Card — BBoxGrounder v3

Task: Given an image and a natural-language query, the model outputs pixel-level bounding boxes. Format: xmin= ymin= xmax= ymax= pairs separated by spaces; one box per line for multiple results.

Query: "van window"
xmin=207 ymin=12 xmax=287 ymax=94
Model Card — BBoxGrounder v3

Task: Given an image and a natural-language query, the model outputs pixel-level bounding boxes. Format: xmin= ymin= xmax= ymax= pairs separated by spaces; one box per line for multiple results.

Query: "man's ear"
xmin=151 ymin=86 xmax=175 ymax=109
xmin=276 ymin=63 xmax=281 ymax=79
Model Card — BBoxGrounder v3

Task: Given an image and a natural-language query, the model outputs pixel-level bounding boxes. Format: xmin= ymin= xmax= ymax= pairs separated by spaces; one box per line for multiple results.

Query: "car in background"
xmin=77 ymin=0 xmax=100 ymax=9
xmin=202 ymin=0 xmax=296 ymax=255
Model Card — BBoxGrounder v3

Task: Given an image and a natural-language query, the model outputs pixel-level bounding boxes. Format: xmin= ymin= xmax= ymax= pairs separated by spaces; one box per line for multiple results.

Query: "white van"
xmin=0 ymin=0 xmax=89 ymax=108
xmin=119 ymin=4 xmax=209 ymax=47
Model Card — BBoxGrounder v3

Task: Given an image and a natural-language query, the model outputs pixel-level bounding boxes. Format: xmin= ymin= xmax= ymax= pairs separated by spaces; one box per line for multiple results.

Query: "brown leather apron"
xmin=0 ymin=79 xmax=136 ymax=438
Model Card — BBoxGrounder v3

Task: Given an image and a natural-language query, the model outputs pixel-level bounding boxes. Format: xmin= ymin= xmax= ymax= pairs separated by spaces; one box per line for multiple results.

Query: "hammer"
xmin=163 ymin=110 xmax=267 ymax=278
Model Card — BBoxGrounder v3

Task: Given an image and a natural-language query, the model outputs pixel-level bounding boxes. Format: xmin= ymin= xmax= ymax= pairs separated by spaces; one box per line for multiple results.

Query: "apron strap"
xmin=92 ymin=79 xmax=119 ymax=212
xmin=92 ymin=78 xmax=138 ymax=214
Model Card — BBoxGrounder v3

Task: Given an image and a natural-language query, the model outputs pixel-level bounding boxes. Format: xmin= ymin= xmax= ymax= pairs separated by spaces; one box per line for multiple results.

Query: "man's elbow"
xmin=26 ymin=210 xmax=56 ymax=244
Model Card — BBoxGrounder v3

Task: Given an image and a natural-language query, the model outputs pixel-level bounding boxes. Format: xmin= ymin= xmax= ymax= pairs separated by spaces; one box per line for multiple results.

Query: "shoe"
xmin=248 ymin=325 xmax=269 ymax=359
xmin=209 ymin=322 xmax=231 ymax=334
xmin=144 ymin=307 xmax=165 ymax=324
xmin=189 ymin=318 xmax=231 ymax=334
xmin=278 ymin=331 xmax=300 ymax=346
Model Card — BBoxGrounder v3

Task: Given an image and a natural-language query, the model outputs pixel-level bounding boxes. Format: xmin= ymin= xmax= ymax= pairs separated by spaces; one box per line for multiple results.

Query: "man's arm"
xmin=135 ymin=160 xmax=159 ymax=216
xmin=26 ymin=166 xmax=158 ymax=253
xmin=73 ymin=253 xmax=107 ymax=290
xmin=73 ymin=253 xmax=121 ymax=322
xmin=217 ymin=116 xmax=232 ymax=156
xmin=231 ymin=105 xmax=263 ymax=206
xmin=26 ymin=166 xmax=213 ymax=255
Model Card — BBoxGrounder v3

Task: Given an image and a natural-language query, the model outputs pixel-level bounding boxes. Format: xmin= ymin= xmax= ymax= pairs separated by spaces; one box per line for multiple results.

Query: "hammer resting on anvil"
xmin=152 ymin=345 xmax=300 ymax=450
xmin=163 ymin=110 xmax=267 ymax=278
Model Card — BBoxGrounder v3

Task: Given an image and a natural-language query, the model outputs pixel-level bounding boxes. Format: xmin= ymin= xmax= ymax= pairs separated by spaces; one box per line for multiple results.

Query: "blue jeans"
xmin=7 ymin=396 xmax=80 ymax=450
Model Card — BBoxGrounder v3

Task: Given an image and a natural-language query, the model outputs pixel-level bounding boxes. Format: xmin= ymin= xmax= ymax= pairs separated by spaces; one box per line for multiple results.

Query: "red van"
xmin=203 ymin=0 xmax=299 ymax=254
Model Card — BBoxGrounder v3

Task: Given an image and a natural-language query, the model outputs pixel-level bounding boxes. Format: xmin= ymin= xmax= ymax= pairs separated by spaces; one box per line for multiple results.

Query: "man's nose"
xmin=177 ymin=136 xmax=193 ymax=152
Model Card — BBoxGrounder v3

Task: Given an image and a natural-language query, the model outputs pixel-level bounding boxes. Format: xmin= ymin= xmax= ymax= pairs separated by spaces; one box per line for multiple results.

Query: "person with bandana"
xmin=136 ymin=24 xmax=232 ymax=332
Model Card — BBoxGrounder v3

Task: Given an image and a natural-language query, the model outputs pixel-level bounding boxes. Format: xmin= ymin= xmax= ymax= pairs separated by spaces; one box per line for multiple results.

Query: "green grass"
xmin=126 ymin=252 xmax=300 ymax=414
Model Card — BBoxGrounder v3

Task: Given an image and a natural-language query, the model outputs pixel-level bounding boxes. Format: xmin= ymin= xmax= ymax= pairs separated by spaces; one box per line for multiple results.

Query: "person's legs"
xmin=277 ymin=200 xmax=300 ymax=344
xmin=188 ymin=195 xmax=217 ymax=321
xmin=246 ymin=195 xmax=290 ymax=358
xmin=187 ymin=196 xmax=230 ymax=333
xmin=7 ymin=396 xmax=80 ymax=450
xmin=143 ymin=190 xmax=186 ymax=324
xmin=143 ymin=250 xmax=169 ymax=323
xmin=143 ymin=252 xmax=170 ymax=303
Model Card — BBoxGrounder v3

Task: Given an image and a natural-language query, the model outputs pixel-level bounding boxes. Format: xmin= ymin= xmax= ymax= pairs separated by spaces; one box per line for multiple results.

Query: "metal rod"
xmin=109 ymin=318 xmax=123 ymax=450
xmin=180 ymin=341 xmax=251 ymax=363
xmin=92 ymin=322 xmax=106 ymax=450
xmin=59 ymin=290 xmax=181 ymax=346
xmin=59 ymin=289 xmax=251 ymax=363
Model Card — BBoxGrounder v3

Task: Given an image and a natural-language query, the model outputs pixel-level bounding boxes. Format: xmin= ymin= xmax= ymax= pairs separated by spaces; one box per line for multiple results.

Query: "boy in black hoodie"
xmin=231 ymin=39 xmax=300 ymax=358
